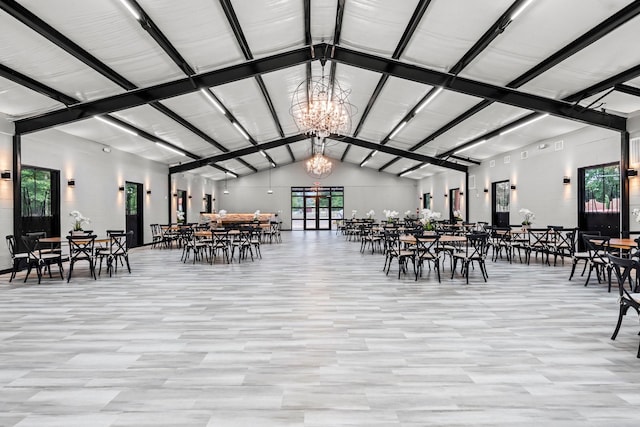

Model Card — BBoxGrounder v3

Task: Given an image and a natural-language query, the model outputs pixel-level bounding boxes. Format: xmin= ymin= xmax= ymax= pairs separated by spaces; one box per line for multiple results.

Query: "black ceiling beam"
xmin=352 ymin=0 xmax=431 ymax=142
xmin=341 ymin=136 xmax=467 ymax=172
xmin=378 ymin=157 xmax=400 ymax=172
xmin=615 ymin=84 xmax=640 ymax=98
xmin=404 ymin=1 xmax=640 ymax=155
xmin=381 ymin=0 xmax=526 ymax=170
xmin=331 ymin=45 xmax=625 ymax=131
xmin=15 ymin=45 xmax=321 ymax=134
xmin=236 ymin=158 xmax=258 ymax=173
xmin=449 ymin=0 xmax=527 ymax=75
xmin=437 ymin=63 xmax=640 ymax=158
xmin=340 ymin=144 xmax=351 ymax=162
xmin=219 ymin=0 xmax=285 ymax=142
xmin=392 ymin=0 xmax=432 ymax=59
xmin=0 ymin=63 xmax=78 ymax=106
xmin=210 ymin=163 xmax=237 ymax=176
xmin=286 ymin=145 xmax=296 ymax=162
xmin=132 ymin=0 xmax=257 ymax=169
xmin=132 ymin=0 xmax=194 ymax=76
xmin=566 ymin=63 xmax=640 ymax=104
xmin=0 ymin=0 xmax=136 ymax=90
xmin=105 ymin=115 xmax=200 ymax=160
xmin=333 ymin=0 xmax=346 ymax=45
xmin=449 ymin=154 xmax=481 ymax=165
xmin=150 ymin=102 xmax=229 ymax=153
xmin=303 ymin=0 xmax=312 ymax=46
xmin=510 ymin=0 xmax=640 ymax=88
xmin=170 ymin=134 xmax=309 ymax=174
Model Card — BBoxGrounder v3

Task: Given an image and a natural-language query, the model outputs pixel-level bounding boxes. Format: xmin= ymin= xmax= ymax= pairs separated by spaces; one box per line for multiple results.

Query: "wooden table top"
xmin=40 ymin=236 xmax=110 ymax=244
xmin=400 ymin=234 xmax=467 ymax=244
xmin=609 ymin=238 xmax=638 ymax=249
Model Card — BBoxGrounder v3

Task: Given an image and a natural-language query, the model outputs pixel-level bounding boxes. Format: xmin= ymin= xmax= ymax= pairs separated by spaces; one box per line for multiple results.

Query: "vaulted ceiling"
xmin=2 ymin=0 xmax=640 ymax=181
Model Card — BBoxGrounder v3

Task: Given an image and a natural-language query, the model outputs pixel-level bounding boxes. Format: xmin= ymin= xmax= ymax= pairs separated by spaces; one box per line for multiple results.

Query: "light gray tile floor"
xmin=1 ymin=230 xmax=640 ymax=426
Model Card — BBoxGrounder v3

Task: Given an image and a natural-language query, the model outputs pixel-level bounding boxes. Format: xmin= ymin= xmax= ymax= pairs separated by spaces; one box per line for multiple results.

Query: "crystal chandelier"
xmin=306 ymin=149 xmax=332 ymax=179
xmin=290 ymin=63 xmax=356 ymax=138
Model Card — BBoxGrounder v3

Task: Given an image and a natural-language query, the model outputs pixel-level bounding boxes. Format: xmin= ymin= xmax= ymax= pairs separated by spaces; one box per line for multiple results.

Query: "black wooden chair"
xmin=66 ymin=234 xmax=97 ymax=282
xmin=608 ymin=254 xmax=640 ymax=358
xmin=21 ymin=234 xmax=64 ymax=284
xmin=6 ymin=235 xmax=29 ymax=282
xmin=452 ymin=233 xmax=489 ymax=284
xmin=582 ymin=234 xmax=613 ymax=291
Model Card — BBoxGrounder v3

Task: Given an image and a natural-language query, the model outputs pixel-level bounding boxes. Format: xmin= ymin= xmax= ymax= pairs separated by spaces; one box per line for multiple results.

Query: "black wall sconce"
xmin=444 ymin=194 xmax=448 ymax=197
xmin=1 ymin=170 xmax=11 ymax=180
xmin=146 ymin=189 xmax=152 ymax=195
xmin=202 ymin=196 xmax=207 ymax=201
xmin=118 ymin=185 xmax=125 ymax=192
xmin=459 ymin=191 xmax=464 ymax=196
xmin=510 ymin=185 xmax=517 ymax=190
xmin=483 ymin=188 xmax=489 ymax=193
xmin=563 ymin=176 xmax=571 ymax=184
xmin=627 ymin=169 xmax=638 ymax=177
xmin=172 ymin=193 xmax=178 ymax=197
xmin=67 ymin=178 xmax=75 ymax=187
xmin=188 ymin=195 xmax=192 ymax=199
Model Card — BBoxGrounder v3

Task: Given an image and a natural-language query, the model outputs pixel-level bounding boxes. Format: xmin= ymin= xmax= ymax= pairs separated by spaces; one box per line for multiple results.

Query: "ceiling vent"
xmin=521 ymin=151 xmax=528 ymax=159
xmin=490 ymin=160 xmax=496 ymax=168
xmin=555 ymin=140 xmax=564 ymax=151
xmin=504 ymin=155 xmax=511 ymax=164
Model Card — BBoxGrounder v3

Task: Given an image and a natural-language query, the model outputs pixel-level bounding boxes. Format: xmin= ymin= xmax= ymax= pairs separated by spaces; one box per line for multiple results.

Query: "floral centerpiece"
xmin=218 ymin=209 xmax=227 ymax=218
xmin=176 ymin=210 xmax=185 ymax=224
xmin=253 ymin=209 xmax=261 ymax=221
xmin=351 ymin=210 xmax=357 ymax=219
xmin=69 ymin=210 xmax=90 ymax=231
xmin=383 ymin=209 xmax=399 ymax=222
xmin=366 ymin=209 xmax=375 ymax=220
xmin=419 ymin=208 xmax=441 ymax=231
xmin=453 ymin=209 xmax=463 ymax=222
xmin=519 ymin=208 xmax=535 ymax=226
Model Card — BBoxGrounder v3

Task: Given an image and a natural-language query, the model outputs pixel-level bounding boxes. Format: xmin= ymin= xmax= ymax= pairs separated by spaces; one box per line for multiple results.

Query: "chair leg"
xmin=611 ymin=305 xmax=628 ymax=340
xmin=568 ymin=259 xmax=578 ymax=280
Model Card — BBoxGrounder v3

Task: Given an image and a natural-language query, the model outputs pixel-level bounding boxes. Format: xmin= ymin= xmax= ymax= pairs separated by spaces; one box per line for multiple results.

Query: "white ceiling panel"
xmin=519 ymin=14 xmax=640 ymax=100
xmin=387 ymin=90 xmax=484 ymax=153
xmin=461 ymin=0 xmax=635 ymax=86
xmin=310 ymin=0 xmax=338 ymax=43
xmin=17 ymin=0 xmax=184 ymax=89
xmin=159 ymin=92 xmax=248 ymax=153
xmin=357 ymin=76 xmax=431 ymax=142
xmin=212 ymin=78 xmax=281 ymax=143
xmin=427 ymin=103 xmax=532 ymax=155
xmin=137 ymin=0 xmax=245 ymax=74
xmin=261 ymin=65 xmax=307 ymax=137
xmin=0 ymin=8 xmax=124 ymax=101
xmin=340 ymin=0 xmax=420 ymax=57
xmin=0 ymin=76 xmax=65 ymax=119
xmin=403 ymin=0 xmax=513 ymax=72
xmin=579 ymin=89 xmax=640 ymax=115
xmin=111 ymin=105 xmax=212 ymax=156
xmin=233 ymin=0 xmax=305 ymax=58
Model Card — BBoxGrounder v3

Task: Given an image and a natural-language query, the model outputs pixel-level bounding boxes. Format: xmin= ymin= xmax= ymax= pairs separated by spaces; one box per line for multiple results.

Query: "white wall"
xmin=419 ymin=125 xmax=621 ymax=228
xmin=210 ymin=159 xmax=419 ymax=228
xmin=0 ymin=116 xmax=15 ymax=269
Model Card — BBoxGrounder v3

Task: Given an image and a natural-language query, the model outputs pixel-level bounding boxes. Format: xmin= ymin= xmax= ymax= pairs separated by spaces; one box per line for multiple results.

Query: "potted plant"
xmin=519 ymin=208 xmax=535 ymax=229
xmin=69 ymin=210 xmax=90 ymax=233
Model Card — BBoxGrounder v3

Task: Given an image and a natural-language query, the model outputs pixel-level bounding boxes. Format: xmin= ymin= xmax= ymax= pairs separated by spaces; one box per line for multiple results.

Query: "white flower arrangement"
xmin=519 ymin=208 xmax=535 ymax=225
xmin=383 ymin=209 xmax=399 ymax=220
xmin=69 ymin=210 xmax=90 ymax=231
xmin=419 ymin=208 xmax=441 ymax=231
xmin=218 ymin=209 xmax=227 ymax=218
xmin=404 ymin=210 xmax=412 ymax=218
xmin=366 ymin=210 xmax=375 ymax=219
xmin=253 ymin=209 xmax=261 ymax=220
xmin=176 ymin=210 xmax=185 ymax=223
xmin=351 ymin=210 xmax=357 ymax=219
xmin=453 ymin=209 xmax=462 ymax=220
xmin=633 ymin=208 xmax=640 ymax=223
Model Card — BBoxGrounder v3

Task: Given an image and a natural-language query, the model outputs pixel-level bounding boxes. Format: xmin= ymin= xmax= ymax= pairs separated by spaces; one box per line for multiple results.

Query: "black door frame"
xmin=492 ymin=180 xmax=510 ymax=227
xmin=125 ymin=181 xmax=144 ymax=247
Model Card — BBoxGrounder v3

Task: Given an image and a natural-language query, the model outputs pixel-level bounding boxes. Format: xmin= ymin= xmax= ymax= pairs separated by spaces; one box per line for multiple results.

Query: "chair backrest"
xmin=106 ymin=229 xmax=124 ymax=236
xmin=108 ymin=232 xmax=129 ymax=255
xmin=466 ymin=233 xmax=490 ymax=258
xmin=67 ymin=234 xmax=96 ymax=261
xmin=608 ymin=254 xmax=639 ymax=298
xmin=6 ymin=235 xmax=18 ymax=257
xmin=582 ymin=234 xmax=610 ymax=264
xmin=414 ymin=235 xmax=441 ymax=258
xmin=21 ymin=234 xmax=41 ymax=257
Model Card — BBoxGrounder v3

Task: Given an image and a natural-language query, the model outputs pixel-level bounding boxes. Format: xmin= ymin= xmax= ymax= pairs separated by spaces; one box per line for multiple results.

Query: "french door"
xmin=125 ymin=181 xmax=143 ymax=247
xmin=20 ymin=166 xmax=60 ymax=240
xmin=578 ymin=162 xmax=620 ymax=238
xmin=492 ymin=180 xmax=510 ymax=227
xmin=291 ymin=186 xmax=344 ymax=231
